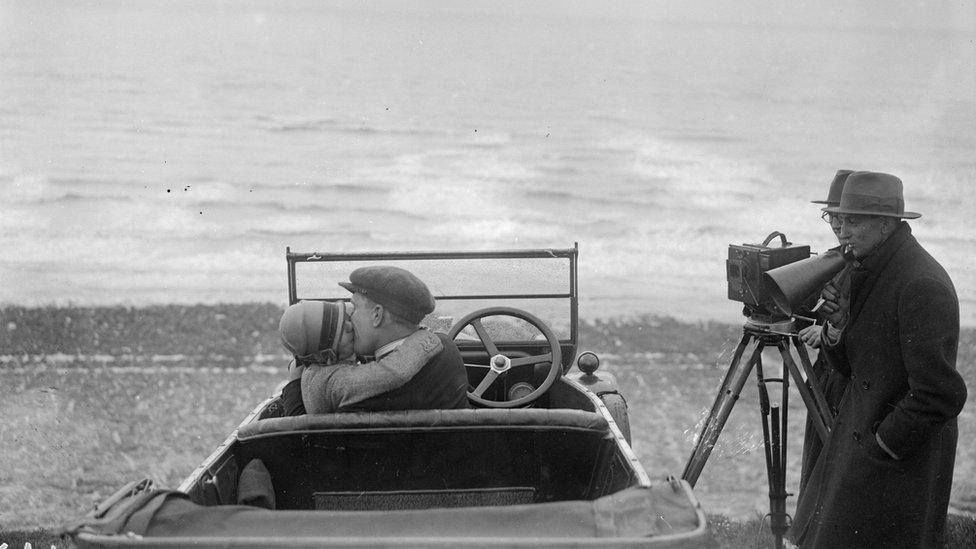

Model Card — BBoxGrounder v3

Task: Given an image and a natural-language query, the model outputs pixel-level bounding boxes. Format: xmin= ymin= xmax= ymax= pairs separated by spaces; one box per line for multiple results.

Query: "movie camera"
xmin=727 ymin=231 xmax=848 ymax=321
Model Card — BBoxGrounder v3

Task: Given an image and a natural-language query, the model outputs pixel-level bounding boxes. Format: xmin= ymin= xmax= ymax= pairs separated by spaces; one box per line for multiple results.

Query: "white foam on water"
xmin=360 ymin=150 xmax=555 ymax=246
xmin=1 ymin=167 xmax=68 ymax=206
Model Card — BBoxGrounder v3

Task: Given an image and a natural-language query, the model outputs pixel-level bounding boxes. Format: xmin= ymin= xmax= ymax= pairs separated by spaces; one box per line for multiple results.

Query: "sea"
xmin=2 ymin=0 xmax=975 ymax=326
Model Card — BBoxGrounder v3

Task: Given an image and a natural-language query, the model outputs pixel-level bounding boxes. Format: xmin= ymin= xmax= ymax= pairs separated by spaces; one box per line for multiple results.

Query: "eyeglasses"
xmin=821 ymin=212 xmax=880 ymax=226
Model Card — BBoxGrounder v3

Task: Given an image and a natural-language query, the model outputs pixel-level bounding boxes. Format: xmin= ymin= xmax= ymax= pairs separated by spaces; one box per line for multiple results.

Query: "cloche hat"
xmin=278 ymin=300 xmax=346 ymax=359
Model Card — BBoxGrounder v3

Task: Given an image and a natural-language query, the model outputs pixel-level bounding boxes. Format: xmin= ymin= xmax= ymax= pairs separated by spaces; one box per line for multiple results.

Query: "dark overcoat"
xmin=792 ymin=222 xmax=967 ymax=548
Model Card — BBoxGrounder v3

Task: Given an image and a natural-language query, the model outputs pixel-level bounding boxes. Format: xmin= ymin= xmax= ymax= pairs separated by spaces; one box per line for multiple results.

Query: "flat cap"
xmin=339 ymin=266 xmax=435 ymax=324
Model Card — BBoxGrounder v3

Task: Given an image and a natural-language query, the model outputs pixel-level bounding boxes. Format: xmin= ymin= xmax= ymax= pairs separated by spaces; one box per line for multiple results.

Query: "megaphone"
xmin=761 ymin=249 xmax=848 ymax=315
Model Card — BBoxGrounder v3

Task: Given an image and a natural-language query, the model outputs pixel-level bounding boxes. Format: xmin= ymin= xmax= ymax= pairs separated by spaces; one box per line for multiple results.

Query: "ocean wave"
xmin=2 ymin=174 xmax=196 ymax=205
xmin=247 ymin=181 xmax=392 ymax=195
xmin=48 ymin=176 xmax=130 ymax=187
xmin=35 ymin=192 xmax=134 ymax=205
xmin=265 ymin=116 xmax=446 ymax=138
xmin=377 ymin=149 xmax=538 ymax=184
xmin=522 ymin=186 xmax=668 ymax=210
xmin=535 ymin=165 xmax=580 ymax=176
xmin=1 ymin=170 xmax=58 ymax=203
xmin=267 ymin=117 xmax=342 ymax=132
xmin=250 ymin=228 xmax=377 ymax=240
xmin=668 ymin=133 xmax=744 ymax=144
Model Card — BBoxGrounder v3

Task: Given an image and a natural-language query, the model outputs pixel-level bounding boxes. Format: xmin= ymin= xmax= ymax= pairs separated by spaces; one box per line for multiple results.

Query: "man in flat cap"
xmin=791 ymin=172 xmax=967 ymax=548
xmin=324 ymin=265 xmax=469 ymax=411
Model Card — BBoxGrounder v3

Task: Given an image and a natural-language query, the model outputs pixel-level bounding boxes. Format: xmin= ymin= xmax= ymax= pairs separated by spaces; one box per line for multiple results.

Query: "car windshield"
xmin=288 ymin=248 xmax=577 ymax=342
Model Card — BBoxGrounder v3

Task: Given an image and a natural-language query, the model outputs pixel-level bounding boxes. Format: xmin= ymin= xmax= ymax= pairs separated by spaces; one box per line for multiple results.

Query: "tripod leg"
xmin=779 ymin=340 xmax=830 ymax=442
xmin=754 ymin=345 xmax=775 ymax=481
xmin=682 ymin=333 xmax=762 ymax=487
xmin=757 ymin=342 xmax=790 ymax=549
xmin=700 ymin=332 xmax=751 ymax=433
xmin=768 ymin=404 xmax=788 ymax=549
xmin=791 ymin=336 xmax=833 ymax=430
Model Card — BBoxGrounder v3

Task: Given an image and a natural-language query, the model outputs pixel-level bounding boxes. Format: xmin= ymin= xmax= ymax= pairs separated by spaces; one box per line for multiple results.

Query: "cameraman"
xmin=791 ymin=172 xmax=967 ymax=548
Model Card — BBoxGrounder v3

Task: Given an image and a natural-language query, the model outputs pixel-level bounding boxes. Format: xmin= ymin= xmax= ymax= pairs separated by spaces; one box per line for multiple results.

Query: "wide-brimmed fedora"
xmin=823 ymin=171 xmax=921 ymax=219
xmin=811 ymin=169 xmax=854 ymax=205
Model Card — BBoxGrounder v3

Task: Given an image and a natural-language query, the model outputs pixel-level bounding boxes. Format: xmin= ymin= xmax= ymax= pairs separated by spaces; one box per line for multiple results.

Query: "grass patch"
xmin=705 ymin=513 xmax=976 ymax=548
xmin=0 ymin=529 xmax=65 ymax=548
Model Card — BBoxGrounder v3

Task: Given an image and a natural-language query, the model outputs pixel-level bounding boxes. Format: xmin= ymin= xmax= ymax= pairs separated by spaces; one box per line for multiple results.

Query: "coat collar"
xmin=857 ymin=221 xmax=912 ymax=274
xmin=848 ymin=221 xmax=912 ymax=323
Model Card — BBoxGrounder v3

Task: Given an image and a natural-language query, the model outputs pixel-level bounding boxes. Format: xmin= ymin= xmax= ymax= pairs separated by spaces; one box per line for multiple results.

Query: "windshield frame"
xmin=285 ymin=245 xmax=579 ymax=350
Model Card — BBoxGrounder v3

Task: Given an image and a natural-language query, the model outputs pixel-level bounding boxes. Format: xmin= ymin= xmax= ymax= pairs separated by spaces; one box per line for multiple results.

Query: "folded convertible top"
xmin=67 ymin=483 xmax=706 ymax=548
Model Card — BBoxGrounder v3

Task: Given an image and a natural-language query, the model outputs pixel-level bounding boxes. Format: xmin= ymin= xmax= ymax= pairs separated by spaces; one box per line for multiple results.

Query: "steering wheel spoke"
xmin=469 ymin=319 xmax=500 ymax=357
xmin=510 ymin=352 xmax=553 ymax=368
xmin=471 ymin=370 xmax=499 ymax=398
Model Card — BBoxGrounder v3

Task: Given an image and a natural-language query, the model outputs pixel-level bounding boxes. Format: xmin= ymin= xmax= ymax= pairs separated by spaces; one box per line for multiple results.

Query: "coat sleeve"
xmin=280 ymin=377 xmax=306 ymax=416
xmin=301 ymin=364 xmax=341 ymax=414
xmin=877 ymin=277 xmax=968 ymax=457
xmin=302 ymin=330 xmax=444 ymax=414
xmin=822 ymin=323 xmax=850 ymax=376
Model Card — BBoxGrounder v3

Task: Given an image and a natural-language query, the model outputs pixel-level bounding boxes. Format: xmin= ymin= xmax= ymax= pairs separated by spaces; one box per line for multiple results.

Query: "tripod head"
xmin=742 ymin=315 xmax=796 ymax=340
xmin=737 ymin=304 xmax=797 ymax=337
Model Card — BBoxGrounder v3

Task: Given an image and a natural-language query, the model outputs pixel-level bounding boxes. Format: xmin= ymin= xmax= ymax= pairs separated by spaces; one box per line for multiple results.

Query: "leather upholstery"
xmin=238 ymin=408 xmax=608 ymax=440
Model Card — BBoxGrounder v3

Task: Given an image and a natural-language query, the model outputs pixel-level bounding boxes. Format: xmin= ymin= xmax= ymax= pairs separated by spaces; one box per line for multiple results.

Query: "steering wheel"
xmin=447 ymin=307 xmax=562 ymax=408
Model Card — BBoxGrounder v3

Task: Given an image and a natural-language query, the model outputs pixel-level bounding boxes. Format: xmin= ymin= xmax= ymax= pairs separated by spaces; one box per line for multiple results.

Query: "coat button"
xmin=851 ymin=373 xmax=857 ymax=380
xmin=852 ymin=430 xmax=861 ymax=441
xmin=861 ymin=380 xmax=870 ymax=390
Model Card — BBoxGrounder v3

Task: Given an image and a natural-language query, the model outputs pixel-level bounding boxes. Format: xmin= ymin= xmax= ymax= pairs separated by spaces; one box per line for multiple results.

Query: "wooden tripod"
xmin=682 ymin=318 xmax=833 ymax=548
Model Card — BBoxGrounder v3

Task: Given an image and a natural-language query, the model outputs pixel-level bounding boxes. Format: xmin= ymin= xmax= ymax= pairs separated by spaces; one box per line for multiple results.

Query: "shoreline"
xmin=0 ymin=302 xmax=747 ymax=358
xmin=1 ymin=302 xmax=973 ymax=358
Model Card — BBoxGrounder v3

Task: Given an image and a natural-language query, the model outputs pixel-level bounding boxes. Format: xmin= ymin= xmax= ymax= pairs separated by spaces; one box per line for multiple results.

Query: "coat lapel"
xmin=847 ymin=222 xmax=912 ymax=325
xmin=848 ymin=267 xmax=872 ymax=323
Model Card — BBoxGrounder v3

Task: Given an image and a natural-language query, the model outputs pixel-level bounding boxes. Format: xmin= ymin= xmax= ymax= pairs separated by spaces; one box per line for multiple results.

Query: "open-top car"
xmin=64 ymin=245 xmax=709 ymax=548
